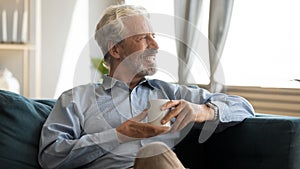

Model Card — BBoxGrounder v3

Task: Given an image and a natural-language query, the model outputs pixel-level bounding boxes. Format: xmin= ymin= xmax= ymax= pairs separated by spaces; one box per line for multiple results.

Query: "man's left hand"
xmin=160 ymin=100 xmax=215 ymax=132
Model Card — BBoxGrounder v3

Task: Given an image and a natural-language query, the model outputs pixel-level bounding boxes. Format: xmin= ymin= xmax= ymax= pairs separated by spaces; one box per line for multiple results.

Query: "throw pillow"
xmin=0 ymin=90 xmax=55 ymax=169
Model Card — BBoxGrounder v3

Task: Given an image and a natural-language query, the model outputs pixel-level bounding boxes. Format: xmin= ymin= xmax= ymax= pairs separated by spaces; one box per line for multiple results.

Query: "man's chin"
xmin=146 ymin=67 xmax=157 ymax=76
xmin=137 ymin=68 xmax=157 ymax=77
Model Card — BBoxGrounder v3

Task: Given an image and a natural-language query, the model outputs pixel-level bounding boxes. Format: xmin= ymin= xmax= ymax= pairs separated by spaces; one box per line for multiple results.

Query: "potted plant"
xmin=91 ymin=58 xmax=109 ymax=82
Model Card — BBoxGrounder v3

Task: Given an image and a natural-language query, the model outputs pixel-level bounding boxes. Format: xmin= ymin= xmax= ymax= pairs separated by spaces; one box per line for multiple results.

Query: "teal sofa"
xmin=0 ymin=90 xmax=300 ymax=169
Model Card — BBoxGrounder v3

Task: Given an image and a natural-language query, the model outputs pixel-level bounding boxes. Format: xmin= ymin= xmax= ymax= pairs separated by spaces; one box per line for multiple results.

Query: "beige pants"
xmin=133 ymin=142 xmax=185 ymax=169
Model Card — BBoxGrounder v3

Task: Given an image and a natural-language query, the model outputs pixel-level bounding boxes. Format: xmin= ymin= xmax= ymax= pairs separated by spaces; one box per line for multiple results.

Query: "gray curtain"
xmin=208 ymin=0 xmax=234 ymax=93
xmin=174 ymin=0 xmax=234 ymax=92
xmin=174 ymin=0 xmax=203 ymax=85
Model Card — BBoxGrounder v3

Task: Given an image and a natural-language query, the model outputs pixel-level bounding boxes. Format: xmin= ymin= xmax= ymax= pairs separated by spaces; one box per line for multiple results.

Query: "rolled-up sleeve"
xmin=176 ymin=85 xmax=255 ymax=123
xmin=209 ymin=93 xmax=255 ymax=123
xmin=38 ymin=91 xmax=120 ymax=169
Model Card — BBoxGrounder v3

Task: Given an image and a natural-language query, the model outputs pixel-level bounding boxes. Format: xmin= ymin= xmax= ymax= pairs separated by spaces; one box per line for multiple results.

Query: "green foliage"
xmin=91 ymin=58 xmax=109 ymax=76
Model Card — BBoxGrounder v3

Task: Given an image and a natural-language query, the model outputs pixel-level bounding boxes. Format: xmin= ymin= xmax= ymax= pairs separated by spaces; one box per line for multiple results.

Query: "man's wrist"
xmin=205 ymin=102 xmax=219 ymax=121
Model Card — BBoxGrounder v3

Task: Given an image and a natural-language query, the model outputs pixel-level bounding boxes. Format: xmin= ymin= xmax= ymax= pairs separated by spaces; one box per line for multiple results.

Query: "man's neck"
xmin=109 ymin=71 xmax=144 ymax=90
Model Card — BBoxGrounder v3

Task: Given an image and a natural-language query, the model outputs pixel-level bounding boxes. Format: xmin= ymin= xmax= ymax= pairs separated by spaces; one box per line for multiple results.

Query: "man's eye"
xmin=136 ymin=35 xmax=147 ymax=41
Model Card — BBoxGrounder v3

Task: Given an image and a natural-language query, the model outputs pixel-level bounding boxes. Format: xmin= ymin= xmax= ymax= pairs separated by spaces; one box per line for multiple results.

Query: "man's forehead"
xmin=122 ymin=15 xmax=154 ymax=37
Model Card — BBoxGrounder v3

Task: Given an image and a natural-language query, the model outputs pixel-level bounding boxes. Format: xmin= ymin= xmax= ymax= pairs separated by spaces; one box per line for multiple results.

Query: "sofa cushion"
xmin=0 ymin=90 xmax=55 ymax=169
xmin=175 ymin=114 xmax=300 ymax=169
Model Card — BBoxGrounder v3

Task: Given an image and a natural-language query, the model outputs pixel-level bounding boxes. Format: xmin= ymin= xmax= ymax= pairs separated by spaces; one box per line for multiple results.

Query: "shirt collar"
xmin=102 ymin=75 xmax=155 ymax=90
xmin=102 ymin=75 xmax=118 ymax=90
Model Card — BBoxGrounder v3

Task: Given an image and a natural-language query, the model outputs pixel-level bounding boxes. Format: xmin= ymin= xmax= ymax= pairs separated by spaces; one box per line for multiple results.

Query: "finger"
xmin=176 ymin=114 xmax=193 ymax=131
xmin=161 ymin=100 xmax=180 ymax=110
xmin=152 ymin=125 xmax=170 ymax=134
xmin=170 ymin=112 xmax=187 ymax=132
xmin=148 ymin=125 xmax=170 ymax=136
xmin=136 ymin=123 xmax=170 ymax=138
xmin=131 ymin=109 xmax=148 ymax=122
xmin=161 ymin=105 xmax=183 ymax=124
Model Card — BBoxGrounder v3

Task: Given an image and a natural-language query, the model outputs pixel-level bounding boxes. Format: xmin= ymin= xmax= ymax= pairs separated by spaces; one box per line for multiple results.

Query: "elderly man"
xmin=38 ymin=4 xmax=254 ymax=169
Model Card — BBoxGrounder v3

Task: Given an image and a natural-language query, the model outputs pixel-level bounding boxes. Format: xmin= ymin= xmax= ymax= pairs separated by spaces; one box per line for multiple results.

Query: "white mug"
xmin=147 ymin=99 xmax=171 ymax=127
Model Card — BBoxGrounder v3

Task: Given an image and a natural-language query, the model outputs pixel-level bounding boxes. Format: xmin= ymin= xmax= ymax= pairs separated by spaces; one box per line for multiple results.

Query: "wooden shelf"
xmin=0 ymin=43 xmax=34 ymax=50
xmin=0 ymin=0 xmax=41 ymax=98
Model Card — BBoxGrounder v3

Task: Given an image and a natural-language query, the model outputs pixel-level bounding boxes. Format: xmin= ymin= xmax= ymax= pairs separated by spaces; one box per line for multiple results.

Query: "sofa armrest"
xmin=174 ymin=114 xmax=300 ymax=169
xmin=0 ymin=90 xmax=55 ymax=169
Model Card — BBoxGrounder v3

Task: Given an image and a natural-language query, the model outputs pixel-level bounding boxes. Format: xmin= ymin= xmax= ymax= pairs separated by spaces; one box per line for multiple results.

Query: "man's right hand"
xmin=116 ymin=110 xmax=170 ymax=143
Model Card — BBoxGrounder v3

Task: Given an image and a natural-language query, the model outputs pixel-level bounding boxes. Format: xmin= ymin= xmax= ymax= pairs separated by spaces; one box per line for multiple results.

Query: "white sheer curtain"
xmin=54 ymin=0 xmax=122 ymax=98
xmin=54 ymin=0 xmax=89 ymax=98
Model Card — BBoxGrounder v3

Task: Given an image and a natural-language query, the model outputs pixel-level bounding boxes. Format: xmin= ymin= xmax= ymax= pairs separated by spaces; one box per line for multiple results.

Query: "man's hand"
xmin=160 ymin=100 xmax=215 ymax=132
xmin=116 ymin=110 xmax=170 ymax=143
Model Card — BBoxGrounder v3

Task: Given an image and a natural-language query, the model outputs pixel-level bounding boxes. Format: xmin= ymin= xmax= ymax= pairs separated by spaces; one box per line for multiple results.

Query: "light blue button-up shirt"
xmin=38 ymin=76 xmax=254 ymax=169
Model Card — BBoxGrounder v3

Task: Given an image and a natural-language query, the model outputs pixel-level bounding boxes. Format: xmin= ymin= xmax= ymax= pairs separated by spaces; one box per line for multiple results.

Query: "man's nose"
xmin=147 ymin=35 xmax=159 ymax=49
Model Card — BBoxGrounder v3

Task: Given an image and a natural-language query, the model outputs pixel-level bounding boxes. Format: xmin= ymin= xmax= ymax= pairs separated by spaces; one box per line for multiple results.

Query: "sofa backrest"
xmin=174 ymin=114 xmax=300 ymax=169
xmin=0 ymin=90 xmax=55 ymax=169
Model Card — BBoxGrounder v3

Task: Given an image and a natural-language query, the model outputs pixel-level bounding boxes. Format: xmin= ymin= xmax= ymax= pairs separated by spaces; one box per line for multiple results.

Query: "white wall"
xmin=40 ymin=0 xmax=120 ymax=98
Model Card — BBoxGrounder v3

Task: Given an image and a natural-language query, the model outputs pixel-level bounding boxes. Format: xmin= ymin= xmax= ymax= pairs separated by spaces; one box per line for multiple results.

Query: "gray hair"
xmin=94 ymin=4 xmax=149 ymax=66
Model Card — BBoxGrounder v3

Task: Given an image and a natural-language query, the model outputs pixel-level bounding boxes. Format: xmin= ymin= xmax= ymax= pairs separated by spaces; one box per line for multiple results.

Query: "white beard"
xmin=122 ymin=51 xmax=157 ymax=77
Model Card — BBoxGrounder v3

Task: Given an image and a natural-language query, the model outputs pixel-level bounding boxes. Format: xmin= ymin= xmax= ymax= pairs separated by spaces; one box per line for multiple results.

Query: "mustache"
xmin=143 ymin=49 xmax=158 ymax=56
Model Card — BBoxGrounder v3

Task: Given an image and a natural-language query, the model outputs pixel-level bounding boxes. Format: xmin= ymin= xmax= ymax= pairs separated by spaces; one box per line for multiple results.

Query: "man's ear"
xmin=108 ymin=41 xmax=121 ymax=59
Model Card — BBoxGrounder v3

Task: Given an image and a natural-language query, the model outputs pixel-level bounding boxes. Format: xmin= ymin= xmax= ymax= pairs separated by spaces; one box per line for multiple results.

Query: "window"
xmin=126 ymin=0 xmax=300 ymax=89
xmin=222 ymin=0 xmax=300 ymax=88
